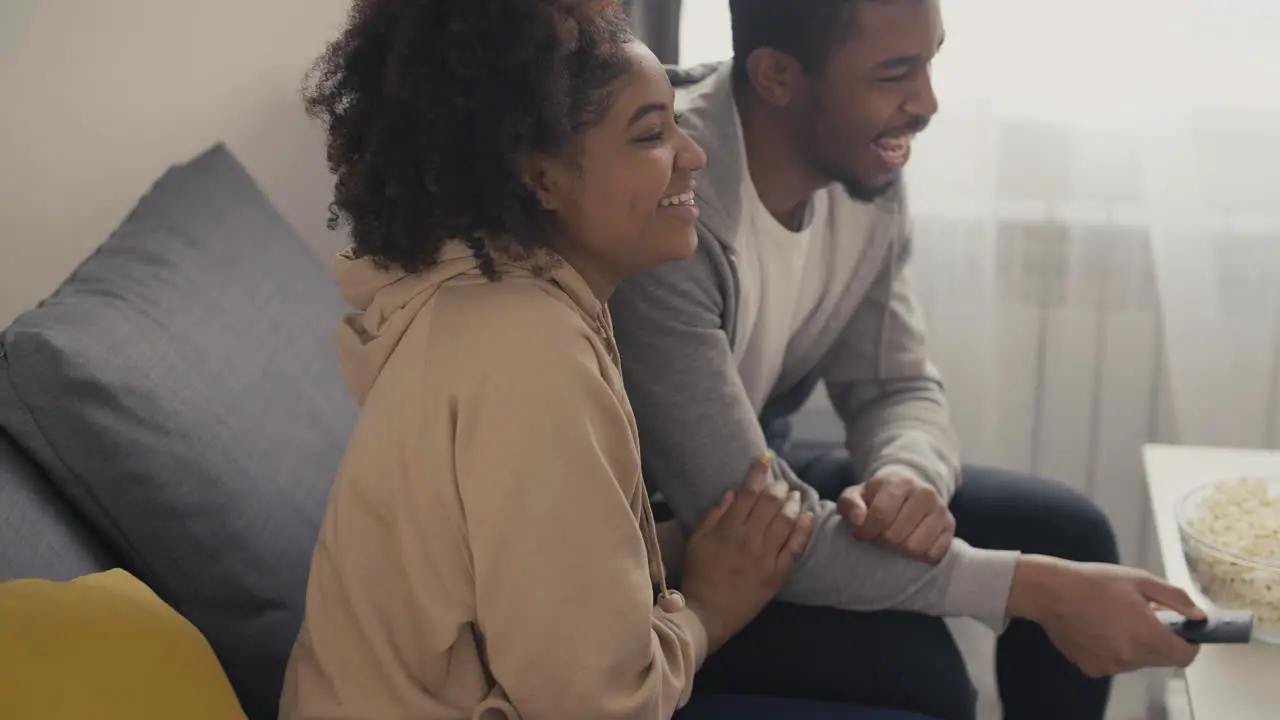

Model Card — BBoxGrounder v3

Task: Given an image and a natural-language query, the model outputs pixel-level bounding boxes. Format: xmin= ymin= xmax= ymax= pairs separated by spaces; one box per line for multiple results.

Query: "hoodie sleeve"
xmin=610 ymin=239 xmax=1018 ymax=634
xmin=819 ymin=220 xmax=962 ymax=501
xmin=455 ymin=333 xmax=706 ymax=720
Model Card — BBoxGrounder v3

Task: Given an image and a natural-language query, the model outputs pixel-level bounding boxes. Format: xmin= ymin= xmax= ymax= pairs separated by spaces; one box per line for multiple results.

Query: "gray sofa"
xmin=0 ymin=144 xmax=356 ymax=720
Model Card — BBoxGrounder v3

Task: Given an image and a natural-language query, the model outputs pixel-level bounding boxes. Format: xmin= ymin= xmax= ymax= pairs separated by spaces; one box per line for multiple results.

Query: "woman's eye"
xmin=636 ymin=113 xmax=683 ymax=144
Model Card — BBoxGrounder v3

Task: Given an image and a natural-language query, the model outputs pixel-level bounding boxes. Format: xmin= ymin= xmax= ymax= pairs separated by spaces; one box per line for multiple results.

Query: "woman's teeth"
xmin=659 ymin=192 xmax=696 ymax=207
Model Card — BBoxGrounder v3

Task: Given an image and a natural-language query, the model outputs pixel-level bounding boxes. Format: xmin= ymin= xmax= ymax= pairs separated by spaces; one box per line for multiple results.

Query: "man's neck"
xmin=735 ymin=83 xmax=826 ymax=231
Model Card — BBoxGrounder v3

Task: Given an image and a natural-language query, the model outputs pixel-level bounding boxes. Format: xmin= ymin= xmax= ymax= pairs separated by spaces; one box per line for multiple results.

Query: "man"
xmin=611 ymin=2 xmax=1202 ymax=719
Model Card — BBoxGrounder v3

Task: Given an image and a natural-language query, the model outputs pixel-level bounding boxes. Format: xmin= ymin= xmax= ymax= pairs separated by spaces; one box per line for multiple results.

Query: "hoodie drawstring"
xmin=641 ymin=489 xmax=685 ymax=612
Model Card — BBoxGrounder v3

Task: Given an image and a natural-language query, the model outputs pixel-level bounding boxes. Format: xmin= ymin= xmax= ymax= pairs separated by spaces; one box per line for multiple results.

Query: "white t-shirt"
xmin=732 ymin=173 xmax=868 ymax=412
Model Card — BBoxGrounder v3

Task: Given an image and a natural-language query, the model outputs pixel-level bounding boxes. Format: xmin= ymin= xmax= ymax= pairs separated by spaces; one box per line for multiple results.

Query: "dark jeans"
xmin=691 ymin=439 xmax=1120 ymax=720
xmin=676 ymin=694 xmax=938 ymax=720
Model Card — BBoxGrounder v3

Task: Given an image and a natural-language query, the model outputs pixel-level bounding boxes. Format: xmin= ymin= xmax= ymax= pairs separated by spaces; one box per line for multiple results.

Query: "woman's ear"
xmin=520 ymin=154 xmax=569 ymax=212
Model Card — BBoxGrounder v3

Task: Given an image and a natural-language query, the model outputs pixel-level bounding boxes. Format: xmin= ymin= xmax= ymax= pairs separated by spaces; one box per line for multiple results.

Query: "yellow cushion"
xmin=0 ymin=569 xmax=247 ymax=720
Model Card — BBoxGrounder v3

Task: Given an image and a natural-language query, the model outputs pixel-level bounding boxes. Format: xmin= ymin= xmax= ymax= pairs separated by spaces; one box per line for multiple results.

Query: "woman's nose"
xmin=677 ymin=134 xmax=707 ymax=173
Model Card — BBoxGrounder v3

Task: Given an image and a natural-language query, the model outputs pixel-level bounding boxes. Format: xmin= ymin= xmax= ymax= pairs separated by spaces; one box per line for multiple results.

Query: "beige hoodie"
xmin=278 ymin=243 xmax=707 ymax=720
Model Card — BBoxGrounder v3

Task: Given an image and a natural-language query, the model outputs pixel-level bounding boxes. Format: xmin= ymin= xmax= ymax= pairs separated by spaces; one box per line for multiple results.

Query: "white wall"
xmin=0 ymin=0 xmax=354 ymax=326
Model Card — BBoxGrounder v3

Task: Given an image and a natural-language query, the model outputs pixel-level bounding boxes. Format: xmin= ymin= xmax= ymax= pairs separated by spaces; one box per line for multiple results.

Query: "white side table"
xmin=1142 ymin=444 xmax=1280 ymax=719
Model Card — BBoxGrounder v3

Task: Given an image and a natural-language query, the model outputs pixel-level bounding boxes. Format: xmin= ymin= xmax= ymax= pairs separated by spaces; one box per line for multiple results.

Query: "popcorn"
xmin=1181 ymin=477 xmax=1280 ymax=641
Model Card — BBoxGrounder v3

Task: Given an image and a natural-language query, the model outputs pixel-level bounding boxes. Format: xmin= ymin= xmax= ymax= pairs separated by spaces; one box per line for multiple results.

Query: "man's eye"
xmin=877 ymin=74 xmax=910 ymax=84
xmin=636 ymin=131 xmax=665 ymax=143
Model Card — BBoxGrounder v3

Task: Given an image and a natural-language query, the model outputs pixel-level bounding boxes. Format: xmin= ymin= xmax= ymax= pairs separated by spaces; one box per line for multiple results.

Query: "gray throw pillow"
xmin=0 ymin=144 xmax=355 ymax=720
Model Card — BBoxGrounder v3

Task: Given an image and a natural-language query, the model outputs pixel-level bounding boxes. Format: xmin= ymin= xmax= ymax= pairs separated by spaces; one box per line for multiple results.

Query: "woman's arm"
xmin=456 ymin=338 xmax=706 ymax=720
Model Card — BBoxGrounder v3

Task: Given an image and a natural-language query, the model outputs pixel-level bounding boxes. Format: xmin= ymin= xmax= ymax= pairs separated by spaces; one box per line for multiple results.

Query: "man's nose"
xmin=904 ymin=69 xmax=939 ymax=120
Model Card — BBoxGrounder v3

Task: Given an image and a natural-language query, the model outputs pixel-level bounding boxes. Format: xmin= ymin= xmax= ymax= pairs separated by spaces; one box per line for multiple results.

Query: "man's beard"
xmin=803 ymin=108 xmax=925 ymax=204
xmin=816 ymin=153 xmax=896 ymax=203
xmin=803 ymin=131 xmax=898 ymax=204
xmin=839 ymin=174 xmax=897 ymax=203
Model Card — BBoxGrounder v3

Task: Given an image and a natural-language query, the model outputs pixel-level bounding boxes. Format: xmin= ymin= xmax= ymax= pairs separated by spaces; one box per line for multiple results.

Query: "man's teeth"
xmin=872 ymin=135 xmax=912 ymax=162
xmin=659 ymin=192 xmax=696 ymax=207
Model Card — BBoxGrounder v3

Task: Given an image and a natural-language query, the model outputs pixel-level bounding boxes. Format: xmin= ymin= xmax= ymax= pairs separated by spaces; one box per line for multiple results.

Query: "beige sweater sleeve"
xmin=455 ymin=341 xmax=707 ymax=720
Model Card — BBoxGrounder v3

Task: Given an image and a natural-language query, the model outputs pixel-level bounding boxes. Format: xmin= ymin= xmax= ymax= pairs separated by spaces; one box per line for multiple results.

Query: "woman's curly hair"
xmin=304 ymin=0 xmax=635 ymax=276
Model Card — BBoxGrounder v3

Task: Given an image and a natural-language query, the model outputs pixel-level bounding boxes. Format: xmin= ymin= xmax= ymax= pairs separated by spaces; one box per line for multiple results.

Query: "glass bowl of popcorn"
xmin=1176 ymin=476 xmax=1280 ymax=643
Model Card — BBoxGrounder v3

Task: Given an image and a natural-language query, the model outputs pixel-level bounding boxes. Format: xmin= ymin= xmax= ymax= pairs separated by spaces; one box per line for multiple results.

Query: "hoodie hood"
xmin=331 ymin=241 xmax=603 ymax=406
xmin=667 ymin=62 xmax=742 ymax=252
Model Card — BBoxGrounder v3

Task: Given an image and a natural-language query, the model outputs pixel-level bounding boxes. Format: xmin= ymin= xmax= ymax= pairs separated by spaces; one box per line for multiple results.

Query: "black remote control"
xmin=1156 ymin=609 xmax=1254 ymax=644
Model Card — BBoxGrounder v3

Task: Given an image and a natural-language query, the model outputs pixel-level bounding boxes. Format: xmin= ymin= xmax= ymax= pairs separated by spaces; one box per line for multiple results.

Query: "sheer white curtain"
xmin=915 ymin=0 xmax=1280 ymax=456
xmin=680 ymin=0 xmax=1280 ymax=568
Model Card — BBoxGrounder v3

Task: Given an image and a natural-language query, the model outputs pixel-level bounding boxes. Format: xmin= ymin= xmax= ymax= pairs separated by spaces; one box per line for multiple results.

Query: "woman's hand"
xmin=679 ymin=454 xmax=815 ymax=652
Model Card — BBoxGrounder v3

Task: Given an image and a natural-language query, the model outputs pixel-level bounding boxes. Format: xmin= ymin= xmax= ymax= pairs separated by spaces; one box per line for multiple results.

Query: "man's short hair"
xmin=729 ymin=0 xmax=863 ymax=83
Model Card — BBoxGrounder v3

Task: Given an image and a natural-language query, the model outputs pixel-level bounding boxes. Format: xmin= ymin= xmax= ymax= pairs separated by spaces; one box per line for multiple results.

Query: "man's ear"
xmin=744 ymin=48 xmax=804 ymax=108
xmin=520 ymin=153 xmax=568 ymax=212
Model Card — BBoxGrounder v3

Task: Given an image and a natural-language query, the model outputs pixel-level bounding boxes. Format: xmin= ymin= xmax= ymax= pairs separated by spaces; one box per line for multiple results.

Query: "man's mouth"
xmin=870 ymin=134 xmax=913 ymax=169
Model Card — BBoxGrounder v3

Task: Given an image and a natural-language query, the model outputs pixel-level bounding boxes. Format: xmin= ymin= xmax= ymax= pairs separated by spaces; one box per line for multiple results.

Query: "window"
xmin=678 ymin=0 xmax=732 ymax=65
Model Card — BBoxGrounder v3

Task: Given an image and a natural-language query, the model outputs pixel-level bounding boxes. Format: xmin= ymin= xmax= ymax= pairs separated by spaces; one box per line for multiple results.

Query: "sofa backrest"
xmin=0 ymin=143 xmax=356 ymax=720
xmin=0 ymin=428 xmax=116 ymax=582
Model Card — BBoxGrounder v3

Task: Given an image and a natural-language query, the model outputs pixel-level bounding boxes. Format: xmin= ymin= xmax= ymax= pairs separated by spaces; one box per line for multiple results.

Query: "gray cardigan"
xmin=610 ymin=62 xmax=1019 ymax=631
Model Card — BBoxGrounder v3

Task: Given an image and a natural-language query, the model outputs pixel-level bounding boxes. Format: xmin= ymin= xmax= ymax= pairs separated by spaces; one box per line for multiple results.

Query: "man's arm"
xmin=610 ymin=239 xmax=1017 ymax=632
xmin=820 ymin=224 xmax=961 ymax=500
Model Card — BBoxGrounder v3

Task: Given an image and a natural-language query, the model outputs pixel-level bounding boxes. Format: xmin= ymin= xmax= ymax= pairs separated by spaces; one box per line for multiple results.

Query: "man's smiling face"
xmin=791 ymin=0 xmax=944 ymax=201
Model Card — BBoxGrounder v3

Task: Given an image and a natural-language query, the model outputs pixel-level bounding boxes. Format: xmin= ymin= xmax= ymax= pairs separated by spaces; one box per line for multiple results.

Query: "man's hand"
xmin=1009 ymin=555 xmax=1203 ymax=678
xmin=836 ymin=472 xmax=954 ymax=564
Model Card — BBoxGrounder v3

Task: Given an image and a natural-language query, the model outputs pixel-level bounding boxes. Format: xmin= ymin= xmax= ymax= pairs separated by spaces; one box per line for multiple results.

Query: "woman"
xmin=282 ymin=1 xmax=933 ymax=718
